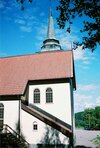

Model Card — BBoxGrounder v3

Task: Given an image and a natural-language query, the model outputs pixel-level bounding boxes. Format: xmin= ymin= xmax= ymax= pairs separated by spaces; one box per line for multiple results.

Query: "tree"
xmin=82 ymin=108 xmax=99 ymax=129
xmin=16 ymin=0 xmax=100 ymax=51
xmin=75 ymin=106 xmax=100 ymax=129
xmin=94 ymin=106 xmax=100 ymax=129
xmin=75 ymin=111 xmax=84 ymax=128
xmin=56 ymin=0 xmax=100 ymax=51
xmin=82 ymin=108 xmax=95 ymax=128
xmin=40 ymin=125 xmax=61 ymax=145
xmin=16 ymin=0 xmax=32 ymax=10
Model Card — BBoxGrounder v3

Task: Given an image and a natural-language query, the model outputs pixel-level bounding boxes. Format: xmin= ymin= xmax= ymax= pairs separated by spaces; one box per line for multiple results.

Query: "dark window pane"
xmin=0 ymin=103 xmax=4 ymax=129
xmin=34 ymin=89 xmax=40 ymax=103
xmin=46 ymin=88 xmax=53 ymax=103
xmin=33 ymin=123 xmax=38 ymax=130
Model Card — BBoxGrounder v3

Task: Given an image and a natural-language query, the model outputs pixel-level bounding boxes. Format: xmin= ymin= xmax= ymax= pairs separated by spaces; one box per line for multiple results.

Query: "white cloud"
xmin=0 ymin=0 xmax=5 ymax=9
xmin=55 ymin=28 xmax=80 ymax=50
xmin=0 ymin=0 xmax=15 ymax=12
xmin=60 ymin=37 xmax=71 ymax=49
xmin=73 ymin=46 xmax=85 ymax=60
xmin=36 ymin=24 xmax=47 ymax=40
xmin=96 ymin=96 xmax=100 ymax=106
xmin=77 ymin=84 xmax=98 ymax=91
xmin=55 ymin=28 xmax=95 ymax=67
xmin=82 ymin=60 xmax=90 ymax=64
xmin=74 ymin=93 xmax=94 ymax=112
xmin=74 ymin=93 xmax=92 ymax=100
xmin=84 ymin=102 xmax=95 ymax=109
xmin=74 ymin=83 xmax=100 ymax=112
xmin=73 ymin=47 xmax=92 ymax=63
xmin=14 ymin=14 xmax=38 ymax=33
xmin=34 ymin=23 xmax=47 ymax=50
xmin=20 ymin=26 xmax=32 ymax=32
xmin=15 ymin=19 xmax=26 ymax=25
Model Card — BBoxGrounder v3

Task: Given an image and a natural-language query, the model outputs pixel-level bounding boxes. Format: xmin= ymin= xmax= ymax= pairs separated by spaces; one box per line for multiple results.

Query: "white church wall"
xmin=29 ymin=83 xmax=71 ymax=125
xmin=21 ymin=109 xmax=68 ymax=145
xmin=21 ymin=109 xmax=45 ymax=144
xmin=0 ymin=100 xmax=19 ymax=131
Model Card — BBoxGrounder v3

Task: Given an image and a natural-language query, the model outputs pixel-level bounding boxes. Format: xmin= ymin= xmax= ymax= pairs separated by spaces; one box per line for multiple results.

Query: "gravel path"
xmin=75 ymin=129 xmax=100 ymax=147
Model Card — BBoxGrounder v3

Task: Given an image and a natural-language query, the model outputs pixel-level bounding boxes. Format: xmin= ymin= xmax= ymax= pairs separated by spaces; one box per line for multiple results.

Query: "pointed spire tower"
xmin=41 ymin=8 xmax=61 ymax=52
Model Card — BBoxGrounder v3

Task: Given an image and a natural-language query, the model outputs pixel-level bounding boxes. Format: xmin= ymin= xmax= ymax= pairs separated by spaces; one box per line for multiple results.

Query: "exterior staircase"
xmin=0 ymin=124 xmax=29 ymax=148
xmin=21 ymin=103 xmax=72 ymax=138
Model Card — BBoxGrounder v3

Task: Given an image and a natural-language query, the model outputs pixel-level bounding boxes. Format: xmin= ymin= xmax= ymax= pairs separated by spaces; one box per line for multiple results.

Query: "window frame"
xmin=0 ymin=103 xmax=4 ymax=130
xmin=33 ymin=89 xmax=40 ymax=103
xmin=46 ymin=88 xmax=53 ymax=103
xmin=33 ymin=121 xmax=38 ymax=131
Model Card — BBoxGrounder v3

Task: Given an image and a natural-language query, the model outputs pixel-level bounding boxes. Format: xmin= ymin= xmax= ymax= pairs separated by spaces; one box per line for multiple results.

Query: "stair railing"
xmin=1 ymin=124 xmax=29 ymax=147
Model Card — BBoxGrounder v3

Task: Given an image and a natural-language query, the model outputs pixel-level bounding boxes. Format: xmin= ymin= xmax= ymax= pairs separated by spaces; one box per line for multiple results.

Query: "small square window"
xmin=33 ymin=123 xmax=38 ymax=130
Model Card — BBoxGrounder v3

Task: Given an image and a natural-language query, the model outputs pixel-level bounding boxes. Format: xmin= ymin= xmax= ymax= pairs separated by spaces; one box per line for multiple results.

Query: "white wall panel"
xmin=29 ymin=83 xmax=71 ymax=125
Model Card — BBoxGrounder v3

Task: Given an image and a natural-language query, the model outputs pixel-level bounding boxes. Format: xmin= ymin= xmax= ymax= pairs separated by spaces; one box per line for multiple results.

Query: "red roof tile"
xmin=0 ymin=50 xmax=74 ymax=95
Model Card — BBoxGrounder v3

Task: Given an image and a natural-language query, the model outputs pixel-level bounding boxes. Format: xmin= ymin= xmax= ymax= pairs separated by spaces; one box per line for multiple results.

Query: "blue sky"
xmin=0 ymin=0 xmax=100 ymax=113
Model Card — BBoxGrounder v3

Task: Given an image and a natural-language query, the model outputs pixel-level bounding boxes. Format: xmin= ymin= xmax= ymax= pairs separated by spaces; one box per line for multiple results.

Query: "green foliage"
xmin=91 ymin=136 xmax=100 ymax=147
xmin=75 ymin=106 xmax=100 ymax=129
xmin=82 ymin=108 xmax=96 ymax=128
xmin=75 ymin=111 xmax=84 ymax=128
xmin=16 ymin=0 xmax=32 ymax=10
xmin=16 ymin=1 xmax=100 ymax=51
xmin=56 ymin=0 xmax=100 ymax=51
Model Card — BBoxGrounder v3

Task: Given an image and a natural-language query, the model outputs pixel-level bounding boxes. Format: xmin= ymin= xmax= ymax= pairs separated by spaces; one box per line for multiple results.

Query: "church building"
xmin=0 ymin=8 xmax=76 ymax=148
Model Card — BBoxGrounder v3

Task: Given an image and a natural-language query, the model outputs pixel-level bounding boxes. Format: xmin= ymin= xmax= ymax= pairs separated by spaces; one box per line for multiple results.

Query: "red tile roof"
xmin=0 ymin=50 xmax=75 ymax=96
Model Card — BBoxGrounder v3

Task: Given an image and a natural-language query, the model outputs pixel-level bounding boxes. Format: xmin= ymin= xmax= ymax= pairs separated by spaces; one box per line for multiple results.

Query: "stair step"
xmin=0 ymin=124 xmax=29 ymax=148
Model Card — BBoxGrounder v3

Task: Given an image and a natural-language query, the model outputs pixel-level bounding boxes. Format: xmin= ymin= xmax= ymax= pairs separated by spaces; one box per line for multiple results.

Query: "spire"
xmin=41 ymin=7 xmax=62 ymax=52
xmin=47 ymin=8 xmax=55 ymax=39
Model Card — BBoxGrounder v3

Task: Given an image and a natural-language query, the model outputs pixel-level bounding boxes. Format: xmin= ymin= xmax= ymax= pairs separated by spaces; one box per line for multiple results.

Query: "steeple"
xmin=47 ymin=8 xmax=55 ymax=39
xmin=41 ymin=8 xmax=61 ymax=52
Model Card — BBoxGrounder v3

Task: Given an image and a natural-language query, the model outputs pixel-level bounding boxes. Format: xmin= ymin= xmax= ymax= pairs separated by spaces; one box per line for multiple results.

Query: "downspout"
xmin=69 ymin=79 xmax=75 ymax=147
xmin=19 ymin=98 xmax=21 ymax=136
xmin=18 ymin=95 xmax=21 ymax=137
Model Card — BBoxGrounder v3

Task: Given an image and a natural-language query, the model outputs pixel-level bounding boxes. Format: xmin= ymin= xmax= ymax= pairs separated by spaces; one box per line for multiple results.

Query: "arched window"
xmin=46 ymin=88 xmax=53 ymax=103
xmin=33 ymin=121 xmax=38 ymax=130
xmin=0 ymin=103 xmax=4 ymax=130
xmin=34 ymin=89 xmax=40 ymax=103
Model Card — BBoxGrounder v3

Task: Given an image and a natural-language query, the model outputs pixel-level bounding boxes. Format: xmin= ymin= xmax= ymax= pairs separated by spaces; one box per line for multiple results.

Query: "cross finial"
xmin=50 ymin=0 xmax=52 ymax=8
xmin=50 ymin=0 xmax=52 ymax=17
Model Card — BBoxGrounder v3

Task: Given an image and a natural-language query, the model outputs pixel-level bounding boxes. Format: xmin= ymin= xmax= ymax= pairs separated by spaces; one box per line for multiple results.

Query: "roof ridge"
xmin=0 ymin=50 xmax=72 ymax=59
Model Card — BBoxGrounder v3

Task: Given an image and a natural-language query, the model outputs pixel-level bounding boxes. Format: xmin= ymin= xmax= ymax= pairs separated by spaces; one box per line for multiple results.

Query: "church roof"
xmin=0 ymin=50 xmax=75 ymax=96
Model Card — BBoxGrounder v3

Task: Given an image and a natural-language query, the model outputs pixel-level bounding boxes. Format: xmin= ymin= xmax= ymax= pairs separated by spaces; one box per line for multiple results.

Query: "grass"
xmin=91 ymin=136 xmax=100 ymax=148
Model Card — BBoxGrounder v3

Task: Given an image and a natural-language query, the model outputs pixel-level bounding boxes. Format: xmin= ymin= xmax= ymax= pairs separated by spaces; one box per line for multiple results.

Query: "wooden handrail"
xmin=29 ymin=103 xmax=71 ymax=130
